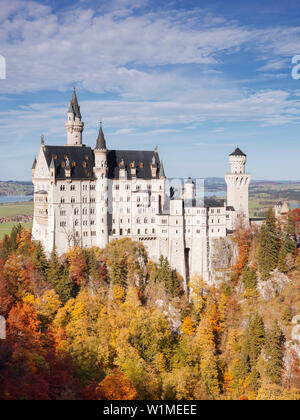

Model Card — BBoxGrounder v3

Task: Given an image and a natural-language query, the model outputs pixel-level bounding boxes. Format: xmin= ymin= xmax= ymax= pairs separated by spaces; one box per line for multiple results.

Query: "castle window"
xmin=128 ymin=228 xmax=131 ymax=234
xmin=83 ymin=208 xmax=87 ymax=215
xmin=60 ymin=185 xmax=65 ymax=191
xmin=91 ymin=208 xmax=95 ymax=215
xmin=70 ymin=185 xmax=75 ymax=190
xmin=60 ymin=221 xmax=66 ymax=227
xmin=151 ymin=218 xmax=155 ymax=223
xmin=152 ymin=228 xmax=155 ymax=234
xmin=112 ymin=229 xmax=116 ymax=234
xmin=137 ymin=218 xmax=140 ymax=224
xmin=74 ymin=208 xmax=79 ymax=215
xmin=75 ymin=220 xmax=79 ymax=226
xmin=145 ymin=229 xmax=148 ymax=234
xmin=176 ymin=220 xmax=178 ymax=224
xmin=144 ymin=218 xmax=148 ymax=223
xmin=75 ymin=231 xmax=79 ymax=237
xmin=60 ymin=197 xmax=65 ymax=204
xmin=197 ymin=229 xmax=200 ymax=234
xmin=115 ymin=185 xmax=119 ymax=190
xmin=71 ymin=197 xmax=75 ymax=203
xmin=137 ymin=229 xmax=140 ymax=234
xmin=91 ymin=231 xmax=96 ymax=236
xmin=60 ymin=210 xmax=66 ymax=216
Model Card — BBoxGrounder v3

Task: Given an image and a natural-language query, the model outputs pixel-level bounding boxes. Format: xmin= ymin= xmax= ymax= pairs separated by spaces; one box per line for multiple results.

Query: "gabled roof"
xmin=230 ymin=147 xmax=246 ymax=157
xmin=43 ymin=145 xmax=95 ymax=180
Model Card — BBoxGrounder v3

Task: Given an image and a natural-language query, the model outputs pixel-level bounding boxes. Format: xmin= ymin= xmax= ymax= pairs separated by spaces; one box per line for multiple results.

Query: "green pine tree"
xmin=258 ymin=209 xmax=280 ymax=280
xmin=242 ymin=266 xmax=257 ymax=289
xmin=264 ymin=321 xmax=284 ymax=384
xmin=10 ymin=223 xmax=22 ymax=251
xmin=32 ymin=241 xmax=49 ymax=276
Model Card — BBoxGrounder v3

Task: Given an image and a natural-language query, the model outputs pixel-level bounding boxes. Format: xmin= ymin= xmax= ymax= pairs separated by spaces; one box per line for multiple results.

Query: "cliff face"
xmin=210 ymin=237 xmax=237 ymax=283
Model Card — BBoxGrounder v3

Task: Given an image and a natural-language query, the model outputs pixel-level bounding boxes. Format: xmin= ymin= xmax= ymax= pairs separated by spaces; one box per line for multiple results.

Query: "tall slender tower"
xmin=94 ymin=122 xmax=109 ymax=248
xmin=225 ymin=146 xmax=251 ymax=224
xmin=65 ymin=87 xmax=84 ymax=146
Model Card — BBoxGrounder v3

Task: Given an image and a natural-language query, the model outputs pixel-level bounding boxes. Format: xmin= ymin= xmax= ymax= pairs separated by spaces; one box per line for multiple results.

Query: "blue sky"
xmin=0 ymin=0 xmax=300 ymax=181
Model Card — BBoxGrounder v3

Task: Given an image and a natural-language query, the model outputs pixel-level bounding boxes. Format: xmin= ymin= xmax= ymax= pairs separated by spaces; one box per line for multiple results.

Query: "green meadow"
xmin=0 ymin=201 xmax=34 ymax=239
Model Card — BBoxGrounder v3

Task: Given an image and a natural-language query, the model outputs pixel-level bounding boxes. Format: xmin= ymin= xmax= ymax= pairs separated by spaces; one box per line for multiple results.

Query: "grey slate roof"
xmin=70 ymin=88 xmax=82 ymax=119
xmin=230 ymin=147 xmax=246 ymax=157
xmin=43 ymin=146 xmax=95 ymax=180
xmin=95 ymin=124 xmax=107 ymax=150
xmin=106 ymin=149 xmax=161 ymax=180
xmin=42 ymin=146 xmax=163 ymax=180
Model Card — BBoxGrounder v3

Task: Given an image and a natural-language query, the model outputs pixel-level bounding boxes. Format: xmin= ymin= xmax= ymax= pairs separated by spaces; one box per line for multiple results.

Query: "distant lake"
xmin=0 ymin=195 xmax=33 ymax=204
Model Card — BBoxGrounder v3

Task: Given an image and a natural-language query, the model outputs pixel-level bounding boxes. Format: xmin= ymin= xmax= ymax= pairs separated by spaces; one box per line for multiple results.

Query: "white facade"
xmin=32 ymin=90 xmax=250 ymax=286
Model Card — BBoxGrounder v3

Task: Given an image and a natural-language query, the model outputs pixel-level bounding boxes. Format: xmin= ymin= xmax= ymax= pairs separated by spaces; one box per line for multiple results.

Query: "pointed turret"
xmin=71 ymin=87 xmax=81 ymax=119
xmin=159 ymin=160 xmax=166 ymax=178
xmin=50 ymin=156 xmax=55 ymax=169
xmin=95 ymin=121 xmax=107 ymax=150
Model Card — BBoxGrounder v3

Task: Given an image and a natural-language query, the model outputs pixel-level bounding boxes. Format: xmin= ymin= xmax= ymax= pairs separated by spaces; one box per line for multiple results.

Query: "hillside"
xmin=0 ymin=181 xmax=33 ymax=196
xmin=1 ymin=212 xmax=300 ymax=400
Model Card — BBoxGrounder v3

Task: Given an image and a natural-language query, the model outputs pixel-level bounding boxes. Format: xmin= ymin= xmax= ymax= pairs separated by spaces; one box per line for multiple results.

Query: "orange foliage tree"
xmin=232 ymin=224 xmax=252 ymax=279
xmin=97 ymin=369 xmax=137 ymax=400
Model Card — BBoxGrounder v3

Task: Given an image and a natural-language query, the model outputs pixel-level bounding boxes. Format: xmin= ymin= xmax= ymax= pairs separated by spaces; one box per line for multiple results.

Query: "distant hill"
xmin=0 ymin=181 xmax=34 ymax=196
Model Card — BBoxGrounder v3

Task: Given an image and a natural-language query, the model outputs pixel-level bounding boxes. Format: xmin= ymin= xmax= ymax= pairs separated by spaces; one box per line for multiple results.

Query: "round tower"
xmin=229 ymin=146 xmax=246 ymax=174
xmin=94 ymin=122 xmax=109 ymax=248
xmin=225 ymin=146 xmax=251 ymax=225
xmin=65 ymin=87 xmax=84 ymax=146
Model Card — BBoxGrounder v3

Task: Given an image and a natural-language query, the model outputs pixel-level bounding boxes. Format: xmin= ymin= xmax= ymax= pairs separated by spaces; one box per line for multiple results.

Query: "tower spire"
xmin=159 ymin=160 xmax=166 ymax=178
xmin=71 ymin=87 xmax=81 ymax=119
xmin=95 ymin=120 xmax=107 ymax=150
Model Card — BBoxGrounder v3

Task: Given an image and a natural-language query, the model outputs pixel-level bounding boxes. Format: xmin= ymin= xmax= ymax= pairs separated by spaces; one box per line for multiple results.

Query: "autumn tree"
xmin=98 ymin=369 xmax=137 ymax=400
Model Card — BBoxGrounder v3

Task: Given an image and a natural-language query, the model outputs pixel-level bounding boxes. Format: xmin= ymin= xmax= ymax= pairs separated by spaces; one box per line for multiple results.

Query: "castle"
xmin=32 ymin=89 xmax=251 ymax=286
